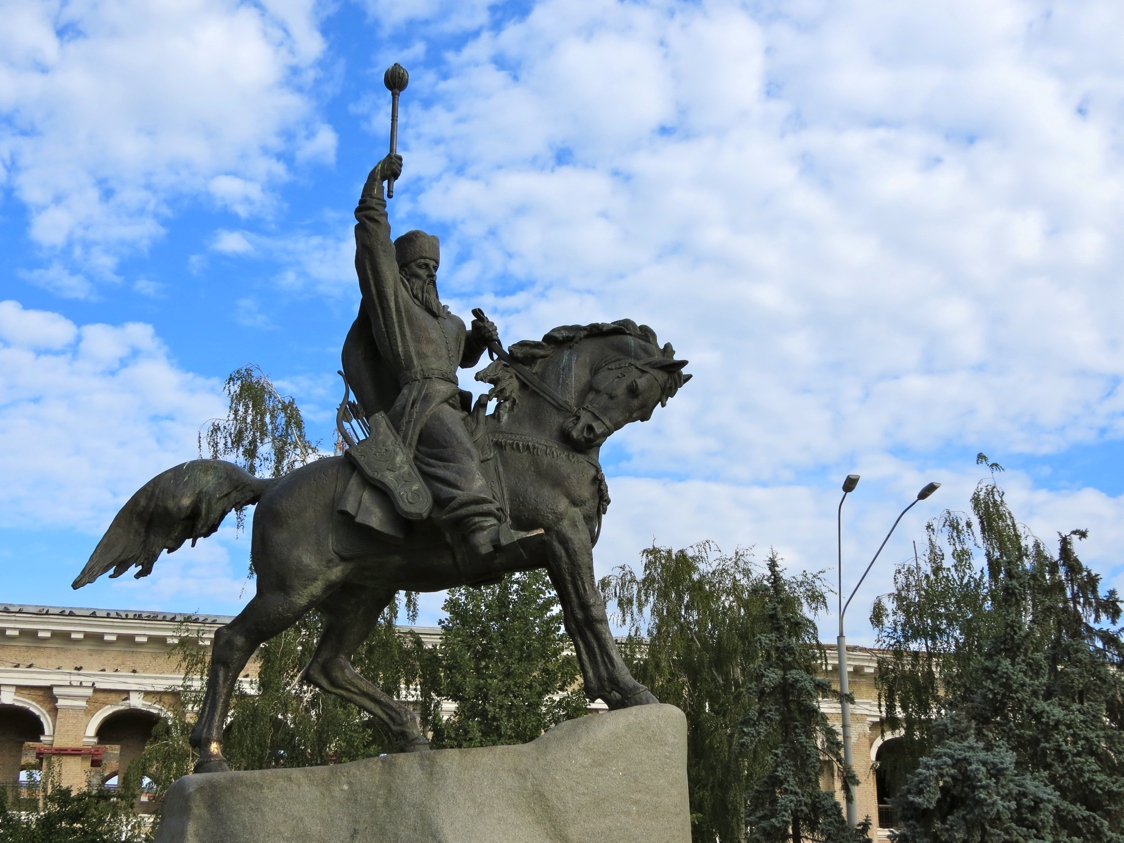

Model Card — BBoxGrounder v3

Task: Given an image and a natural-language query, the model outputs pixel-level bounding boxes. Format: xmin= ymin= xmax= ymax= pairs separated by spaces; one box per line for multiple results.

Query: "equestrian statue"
xmin=70 ymin=71 xmax=690 ymax=775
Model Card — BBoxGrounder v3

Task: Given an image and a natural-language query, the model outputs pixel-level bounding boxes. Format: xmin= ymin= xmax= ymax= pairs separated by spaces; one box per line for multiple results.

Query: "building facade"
xmin=0 ymin=604 xmax=231 ymax=804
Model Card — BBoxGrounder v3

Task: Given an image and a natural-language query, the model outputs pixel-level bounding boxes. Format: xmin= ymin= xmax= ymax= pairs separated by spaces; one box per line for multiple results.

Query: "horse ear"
xmin=661 ymin=342 xmax=676 ymax=359
xmin=665 ymin=359 xmax=688 ymax=372
xmin=681 ymin=373 xmax=692 ymax=383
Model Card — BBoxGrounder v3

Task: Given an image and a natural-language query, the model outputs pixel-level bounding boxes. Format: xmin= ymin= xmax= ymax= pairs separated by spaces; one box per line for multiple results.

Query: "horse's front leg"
xmin=544 ymin=511 xmax=658 ymax=709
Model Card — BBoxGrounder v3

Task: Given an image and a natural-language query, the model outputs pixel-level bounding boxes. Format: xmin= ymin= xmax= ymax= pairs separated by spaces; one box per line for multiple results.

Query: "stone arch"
xmin=873 ymin=734 xmax=913 ymax=830
xmin=869 ymin=727 xmax=903 ymax=762
xmin=0 ymin=702 xmax=51 ymax=787
xmin=0 ymin=696 xmax=53 ymax=742
xmin=88 ymin=701 xmax=165 ymax=786
xmin=83 ymin=697 xmax=167 ymax=746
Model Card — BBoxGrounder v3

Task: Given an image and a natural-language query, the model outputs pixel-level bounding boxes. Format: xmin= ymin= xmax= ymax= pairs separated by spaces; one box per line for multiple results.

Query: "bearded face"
xmin=399 ymin=258 xmax=443 ymax=317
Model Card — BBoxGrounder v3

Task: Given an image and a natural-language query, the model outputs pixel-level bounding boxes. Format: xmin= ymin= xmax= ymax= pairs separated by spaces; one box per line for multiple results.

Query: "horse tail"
xmin=72 ymin=460 xmax=275 ymax=589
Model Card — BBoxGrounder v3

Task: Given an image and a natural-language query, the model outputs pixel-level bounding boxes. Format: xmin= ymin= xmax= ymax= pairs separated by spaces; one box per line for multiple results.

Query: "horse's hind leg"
xmin=302 ymin=586 xmax=430 ymax=752
xmin=190 ymin=591 xmax=319 ymax=772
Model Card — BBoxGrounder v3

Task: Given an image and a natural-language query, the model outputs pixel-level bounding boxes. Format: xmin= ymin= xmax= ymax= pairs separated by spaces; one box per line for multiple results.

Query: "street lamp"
xmin=836 ymin=479 xmax=940 ymax=826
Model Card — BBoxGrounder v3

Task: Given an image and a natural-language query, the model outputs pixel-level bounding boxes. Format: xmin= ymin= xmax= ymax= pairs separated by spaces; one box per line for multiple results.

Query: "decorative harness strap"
xmin=489 ymin=431 xmax=611 ymax=546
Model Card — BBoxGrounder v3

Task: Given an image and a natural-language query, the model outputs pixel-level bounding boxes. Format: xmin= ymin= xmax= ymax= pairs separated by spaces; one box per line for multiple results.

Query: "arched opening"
xmin=0 ymin=705 xmax=45 ymax=804
xmin=95 ymin=709 xmax=159 ymax=789
xmin=874 ymin=737 xmax=913 ymax=830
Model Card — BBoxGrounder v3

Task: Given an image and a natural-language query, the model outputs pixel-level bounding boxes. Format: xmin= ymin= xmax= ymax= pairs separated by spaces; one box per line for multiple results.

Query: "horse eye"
xmin=628 ymin=379 xmax=641 ymax=397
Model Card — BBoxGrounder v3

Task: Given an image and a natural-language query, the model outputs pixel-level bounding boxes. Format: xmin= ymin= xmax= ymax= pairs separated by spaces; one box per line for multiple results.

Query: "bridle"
xmin=483 ymin=340 xmax=669 ymax=435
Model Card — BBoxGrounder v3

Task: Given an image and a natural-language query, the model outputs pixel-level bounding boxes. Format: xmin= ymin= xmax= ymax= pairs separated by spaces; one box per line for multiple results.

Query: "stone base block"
xmin=155 ymin=703 xmax=690 ymax=843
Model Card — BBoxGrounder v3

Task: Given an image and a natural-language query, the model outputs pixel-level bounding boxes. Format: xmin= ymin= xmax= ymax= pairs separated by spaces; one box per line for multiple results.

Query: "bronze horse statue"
xmin=73 ymin=319 xmax=689 ymax=773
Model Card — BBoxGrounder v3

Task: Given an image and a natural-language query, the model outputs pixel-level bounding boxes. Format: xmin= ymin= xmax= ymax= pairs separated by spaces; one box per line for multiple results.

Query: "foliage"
xmin=890 ymin=719 xmax=1063 ymax=843
xmin=601 ymin=543 xmax=854 ymax=843
xmin=198 ymin=364 xmax=320 ymax=532
xmin=601 ymin=543 xmax=768 ymax=843
xmin=0 ymin=785 xmax=148 ymax=843
xmin=119 ymin=622 xmax=211 ymax=804
xmin=222 ymin=595 xmax=419 ymax=769
xmin=198 ymin=364 xmax=319 ymax=479
xmin=416 ymin=570 xmax=587 ymax=748
xmin=741 ymin=554 xmax=870 ymax=843
xmin=125 ymin=598 xmax=422 ymax=804
xmin=871 ymin=468 xmax=1124 ymax=842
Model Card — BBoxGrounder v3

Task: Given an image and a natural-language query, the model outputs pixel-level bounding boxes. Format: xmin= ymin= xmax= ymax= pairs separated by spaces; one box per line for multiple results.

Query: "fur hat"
xmin=394 ymin=230 xmax=440 ymax=268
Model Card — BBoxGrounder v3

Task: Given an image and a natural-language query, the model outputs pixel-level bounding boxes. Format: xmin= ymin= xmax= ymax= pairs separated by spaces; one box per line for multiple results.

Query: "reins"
xmin=473 ymin=309 xmax=578 ymax=415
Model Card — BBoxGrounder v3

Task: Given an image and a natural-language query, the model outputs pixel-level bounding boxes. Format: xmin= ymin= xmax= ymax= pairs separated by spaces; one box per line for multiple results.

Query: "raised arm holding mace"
xmin=339 ymin=65 xmax=543 ymax=582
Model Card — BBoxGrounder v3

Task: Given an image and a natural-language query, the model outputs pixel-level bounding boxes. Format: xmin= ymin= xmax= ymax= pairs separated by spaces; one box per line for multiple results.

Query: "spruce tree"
xmin=872 ymin=462 xmax=1124 ymax=842
xmin=601 ymin=544 xmax=863 ymax=843
xmin=890 ymin=719 xmax=1063 ymax=843
xmin=741 ymin=554 xmax=870 ymax=843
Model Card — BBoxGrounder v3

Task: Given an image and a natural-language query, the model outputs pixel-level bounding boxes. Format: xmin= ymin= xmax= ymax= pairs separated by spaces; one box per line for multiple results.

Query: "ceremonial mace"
xmin=384 ymin=63 xmax=409 ymax=198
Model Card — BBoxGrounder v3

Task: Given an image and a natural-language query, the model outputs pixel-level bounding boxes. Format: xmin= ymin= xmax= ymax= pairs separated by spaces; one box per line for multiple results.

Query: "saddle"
xmin=336 ymin=399 xmax=508 ymax=547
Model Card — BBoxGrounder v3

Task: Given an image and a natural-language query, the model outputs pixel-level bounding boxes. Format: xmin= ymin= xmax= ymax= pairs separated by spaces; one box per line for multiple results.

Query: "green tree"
xmin=601 ymin=543 xmax=768 ymax=843
xmin=198 ymin=364 xmax=319 ymax=479
xmin=741 ymin=554 xmax=869 ymax=843
xmin=221 ymin=596 xmax=421 ymax=769
xmin=126 ymin=601 xmax=422 ymax=802
xmin=119 ymin=621 xmax=212 ymax=802
xmin=601 ymin=543 xmax=857 ymax=843
xmin=890 ymin=719 xmax=1063 ymax=843
xmin=198 ymin=363 xmax=320 ymax=532
xmin=872 ymin=466 xmax=1124 ymax=842
xmin=0 ymin=786 xmax=148 ymax=843
xmin=416 ymin=570 xmax=587 ymax=748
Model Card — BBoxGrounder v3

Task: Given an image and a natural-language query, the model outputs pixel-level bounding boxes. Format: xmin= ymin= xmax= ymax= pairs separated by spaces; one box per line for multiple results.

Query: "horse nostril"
xmin=584 ymin=423 xmax=597 ymax=440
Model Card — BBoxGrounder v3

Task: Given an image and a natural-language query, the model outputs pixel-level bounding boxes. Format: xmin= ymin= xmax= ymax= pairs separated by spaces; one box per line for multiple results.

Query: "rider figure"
xmin=341 ymin=153 xmax=540 ymax=573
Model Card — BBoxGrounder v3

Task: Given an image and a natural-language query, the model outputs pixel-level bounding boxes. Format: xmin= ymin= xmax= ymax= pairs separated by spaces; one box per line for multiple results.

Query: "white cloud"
xmin=0 ymin=0 xmax=331 ymax=273
xmin=375 ymin=0 xmax=1124 ymax=490
xmin=132 ymin=278 xmax=163 ymax=297
xmin=17 ymin=263 xmax=94 ymax=299
xmin=208 ymin=175 xmax=272 ymax=218
xmin=234 ymin=296 xmax=274 ymax=328
xmin=0 ymin=300 xmax=78 ymax=349
xmin=102 ymin=524 xmax=254 ymax=613
xmin=0 ymin=301 xmax=226 ymax=532
xmin=212 ymin=229 xmax=256 ymax=255
xmin=211 ymin=226 xmax=355 ymax=296
xmin=295 ymin=123 xmax=339 ymax=164
xmin=358 ymin=0 xmax=496 ymax=34
xmin=595 ymin=465 xmax=1124 ymax=644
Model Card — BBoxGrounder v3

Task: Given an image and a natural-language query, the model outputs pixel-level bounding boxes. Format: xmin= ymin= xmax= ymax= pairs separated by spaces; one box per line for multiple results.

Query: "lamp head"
xmin=917 ymin=481 xmax=941 ymax=500
xmin=842 ymin=474 xmax=860 ymax=493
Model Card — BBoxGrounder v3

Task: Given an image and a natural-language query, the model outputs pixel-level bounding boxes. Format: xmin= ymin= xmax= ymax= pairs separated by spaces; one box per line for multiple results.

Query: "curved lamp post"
xmin=837 ymin=479 xmax=940 ymax=826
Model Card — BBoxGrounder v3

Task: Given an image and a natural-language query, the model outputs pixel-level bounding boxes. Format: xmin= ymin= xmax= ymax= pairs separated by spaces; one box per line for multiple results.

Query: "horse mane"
xmin=476 ymin=319 xmax=687 ymax=417
xmin=505 ymin=319 xmax=667 ymax=362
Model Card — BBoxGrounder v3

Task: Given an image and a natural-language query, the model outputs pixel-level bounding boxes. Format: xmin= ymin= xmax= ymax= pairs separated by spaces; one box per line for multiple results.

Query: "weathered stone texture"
xmin=156 ymin=704 xmax=690 ymax=843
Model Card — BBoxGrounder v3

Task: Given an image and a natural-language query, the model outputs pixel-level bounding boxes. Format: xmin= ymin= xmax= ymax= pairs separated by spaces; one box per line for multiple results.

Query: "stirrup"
xmin=496 ymin=523 xmax=546 ymax=562
xmin=461 ymin=524 xmax=545 ymax=584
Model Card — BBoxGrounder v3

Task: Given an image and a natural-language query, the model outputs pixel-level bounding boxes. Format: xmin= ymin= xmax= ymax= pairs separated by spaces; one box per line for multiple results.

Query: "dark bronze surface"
xmin=74 ymin=149 xmax=690 ymax=775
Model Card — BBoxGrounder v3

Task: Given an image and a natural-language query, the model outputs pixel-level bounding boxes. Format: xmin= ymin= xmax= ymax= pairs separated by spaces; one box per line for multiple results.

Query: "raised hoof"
xmin=399 ymin=736 xmax=431 ymax=753
xmin=193 ymin=756 xmax=232 ymax=774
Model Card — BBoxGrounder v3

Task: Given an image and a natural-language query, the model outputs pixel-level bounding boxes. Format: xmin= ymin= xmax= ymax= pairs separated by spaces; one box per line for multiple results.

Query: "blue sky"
xmin=3 ymin=0 xmax=1124 ymax=644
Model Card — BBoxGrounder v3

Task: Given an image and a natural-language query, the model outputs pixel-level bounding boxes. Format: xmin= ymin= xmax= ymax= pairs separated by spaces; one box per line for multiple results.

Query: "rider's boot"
xmin=463 ymin=521 xmax=546 ymax=584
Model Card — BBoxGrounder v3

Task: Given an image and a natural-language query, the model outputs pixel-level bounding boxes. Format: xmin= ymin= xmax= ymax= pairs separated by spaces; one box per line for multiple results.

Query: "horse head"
xmin=562 ymin=345 xmax=689 ymax=450
xmin=479 ymin=319 xmax=691 ymax=451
